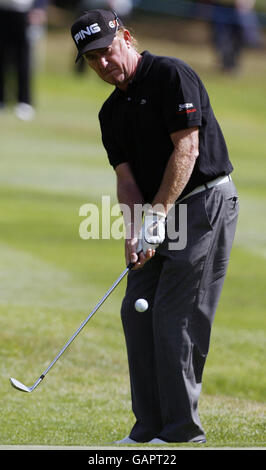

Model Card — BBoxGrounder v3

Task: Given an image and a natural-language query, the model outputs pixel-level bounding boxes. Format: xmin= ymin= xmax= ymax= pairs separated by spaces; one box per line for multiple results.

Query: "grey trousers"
xmin=121 ymin=180 xmax=239 ymax=442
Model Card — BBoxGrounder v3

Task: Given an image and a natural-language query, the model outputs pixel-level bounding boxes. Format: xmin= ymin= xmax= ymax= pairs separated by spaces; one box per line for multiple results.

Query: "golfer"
xmin=71 ymin=10 xmax=239 ymax=444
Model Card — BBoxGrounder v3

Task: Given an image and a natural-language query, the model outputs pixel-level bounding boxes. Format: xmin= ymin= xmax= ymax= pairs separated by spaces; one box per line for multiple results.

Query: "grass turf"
xmin=0 ymin=27 xmax=265 ymax=448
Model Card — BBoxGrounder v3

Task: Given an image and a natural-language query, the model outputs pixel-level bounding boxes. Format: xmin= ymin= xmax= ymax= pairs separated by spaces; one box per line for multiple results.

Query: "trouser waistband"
xmin=178 ymin=175 xmax=232 ymax=203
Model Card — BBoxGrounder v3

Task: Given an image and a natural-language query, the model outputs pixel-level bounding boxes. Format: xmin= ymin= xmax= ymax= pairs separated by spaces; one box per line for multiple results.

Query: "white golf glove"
xmin=138 ymin=209 xmax=166 ymax=254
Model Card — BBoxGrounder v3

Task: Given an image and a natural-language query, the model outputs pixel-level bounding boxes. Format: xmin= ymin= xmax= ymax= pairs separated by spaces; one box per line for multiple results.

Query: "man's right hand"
xmin=125 ymin=237 xmax=155 ymax=270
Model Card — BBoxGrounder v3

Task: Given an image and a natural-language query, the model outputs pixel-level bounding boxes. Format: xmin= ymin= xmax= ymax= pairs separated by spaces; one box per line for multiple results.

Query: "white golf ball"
xmin=135 ymin=298 xmax=149 ymax=312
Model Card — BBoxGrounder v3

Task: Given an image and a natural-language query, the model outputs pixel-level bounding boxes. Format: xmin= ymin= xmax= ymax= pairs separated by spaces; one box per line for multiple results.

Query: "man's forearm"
xmin=152 ymin=128 xmax=199 ymax=214
xmin=117 ymin=177 xmax=147 ymax=266
xmin=152 ymin=149 xmax=196 ymax=212
xmin=117 ymin=179 xmax=144 ymax=237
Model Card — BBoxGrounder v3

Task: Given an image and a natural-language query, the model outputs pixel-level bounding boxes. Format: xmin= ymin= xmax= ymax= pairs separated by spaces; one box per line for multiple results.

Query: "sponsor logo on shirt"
xmin=177 ymin=103 xmax=197 ymax=114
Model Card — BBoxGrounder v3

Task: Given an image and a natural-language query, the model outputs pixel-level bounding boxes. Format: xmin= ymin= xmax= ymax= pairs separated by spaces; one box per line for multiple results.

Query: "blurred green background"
xmin=0 ymin=1 xmax=265 ymax=448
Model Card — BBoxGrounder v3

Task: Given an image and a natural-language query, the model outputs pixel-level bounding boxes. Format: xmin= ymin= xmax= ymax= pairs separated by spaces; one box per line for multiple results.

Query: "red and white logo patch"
xmin=177 ymin=103 xmax=197 ymax=114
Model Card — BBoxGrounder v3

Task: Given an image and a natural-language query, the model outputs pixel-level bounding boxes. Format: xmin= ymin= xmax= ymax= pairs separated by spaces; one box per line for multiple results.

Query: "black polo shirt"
xmin=99 ymin=50 xmax=233 ymax=203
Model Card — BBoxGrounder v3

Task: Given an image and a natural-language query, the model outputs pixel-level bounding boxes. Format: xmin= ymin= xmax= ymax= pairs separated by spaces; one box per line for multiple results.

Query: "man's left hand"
xmin=142 ymin=208 xmax=166 ymax=253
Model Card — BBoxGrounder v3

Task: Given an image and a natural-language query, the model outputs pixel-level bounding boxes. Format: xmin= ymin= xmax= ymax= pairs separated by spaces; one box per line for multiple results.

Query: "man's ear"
xmin=123 ymin=29 xmax=132 ymax=47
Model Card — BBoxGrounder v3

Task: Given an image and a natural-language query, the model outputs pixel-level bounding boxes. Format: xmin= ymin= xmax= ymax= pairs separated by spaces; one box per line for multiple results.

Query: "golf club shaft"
xmin=35 ymin=265 xmax=132 ymax=385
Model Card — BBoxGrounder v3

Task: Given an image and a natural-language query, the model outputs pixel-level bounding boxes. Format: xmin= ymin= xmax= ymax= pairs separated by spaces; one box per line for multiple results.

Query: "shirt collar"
xmin=114 ymin=50 xmax=155 ymax=96
xmin=132 ymin=50 xmax=155 ymax=84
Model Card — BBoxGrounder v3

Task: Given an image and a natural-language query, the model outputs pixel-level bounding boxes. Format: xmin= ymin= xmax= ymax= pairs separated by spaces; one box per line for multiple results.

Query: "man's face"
xmin=83 ymin=32 xmax=136 ymax=89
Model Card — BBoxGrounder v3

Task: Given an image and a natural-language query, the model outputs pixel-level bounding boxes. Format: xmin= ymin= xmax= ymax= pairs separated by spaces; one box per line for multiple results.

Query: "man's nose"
xmin=98 ymin=56 xmax=108 ymax=69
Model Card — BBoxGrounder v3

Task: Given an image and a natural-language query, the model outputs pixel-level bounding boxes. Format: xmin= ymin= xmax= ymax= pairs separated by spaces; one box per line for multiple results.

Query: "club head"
xmin=10 ymin=377 xmax=31 ymax=393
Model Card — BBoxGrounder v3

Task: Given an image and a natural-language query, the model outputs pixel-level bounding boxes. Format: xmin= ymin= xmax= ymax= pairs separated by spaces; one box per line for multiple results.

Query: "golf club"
xmin=10 ymin=261 xmax=135 ymax=393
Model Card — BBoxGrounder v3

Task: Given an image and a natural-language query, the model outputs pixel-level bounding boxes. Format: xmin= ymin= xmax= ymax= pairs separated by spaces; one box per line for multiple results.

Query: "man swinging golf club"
xmin=71 ymin=9 xmax=239 ymax=444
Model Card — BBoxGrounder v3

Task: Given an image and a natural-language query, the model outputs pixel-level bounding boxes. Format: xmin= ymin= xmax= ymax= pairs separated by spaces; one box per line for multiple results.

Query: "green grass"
xmin=0 ymin=28 xmax=265 ymax=448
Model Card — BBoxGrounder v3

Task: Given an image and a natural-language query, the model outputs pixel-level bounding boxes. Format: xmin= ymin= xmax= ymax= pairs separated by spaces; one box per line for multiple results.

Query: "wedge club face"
xmin=10 ymin=376 xmax=44 ymax=393
xmin=10 ymin=377 xmax=32 ymax=393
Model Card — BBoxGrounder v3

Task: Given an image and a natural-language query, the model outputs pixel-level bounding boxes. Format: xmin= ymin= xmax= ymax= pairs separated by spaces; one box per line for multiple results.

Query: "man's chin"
xmin=104 ymin=72 xmax=127 ymax=87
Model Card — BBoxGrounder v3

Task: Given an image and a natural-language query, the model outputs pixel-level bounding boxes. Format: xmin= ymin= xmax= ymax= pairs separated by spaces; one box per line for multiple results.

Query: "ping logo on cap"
xmin=74 ymin=23 xmax=101 ymax=44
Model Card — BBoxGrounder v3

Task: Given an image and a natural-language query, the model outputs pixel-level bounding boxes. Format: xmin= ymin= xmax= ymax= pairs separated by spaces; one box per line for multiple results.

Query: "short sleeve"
xmin=99 ymin=105 xmax=127 ymax=169
xmin=161 ymin=62 xmax=202 ymax=134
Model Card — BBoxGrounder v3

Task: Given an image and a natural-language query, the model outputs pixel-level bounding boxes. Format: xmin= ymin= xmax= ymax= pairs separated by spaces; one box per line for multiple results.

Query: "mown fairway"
xmin=0 ymin=22 xmax=265 ymax=448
